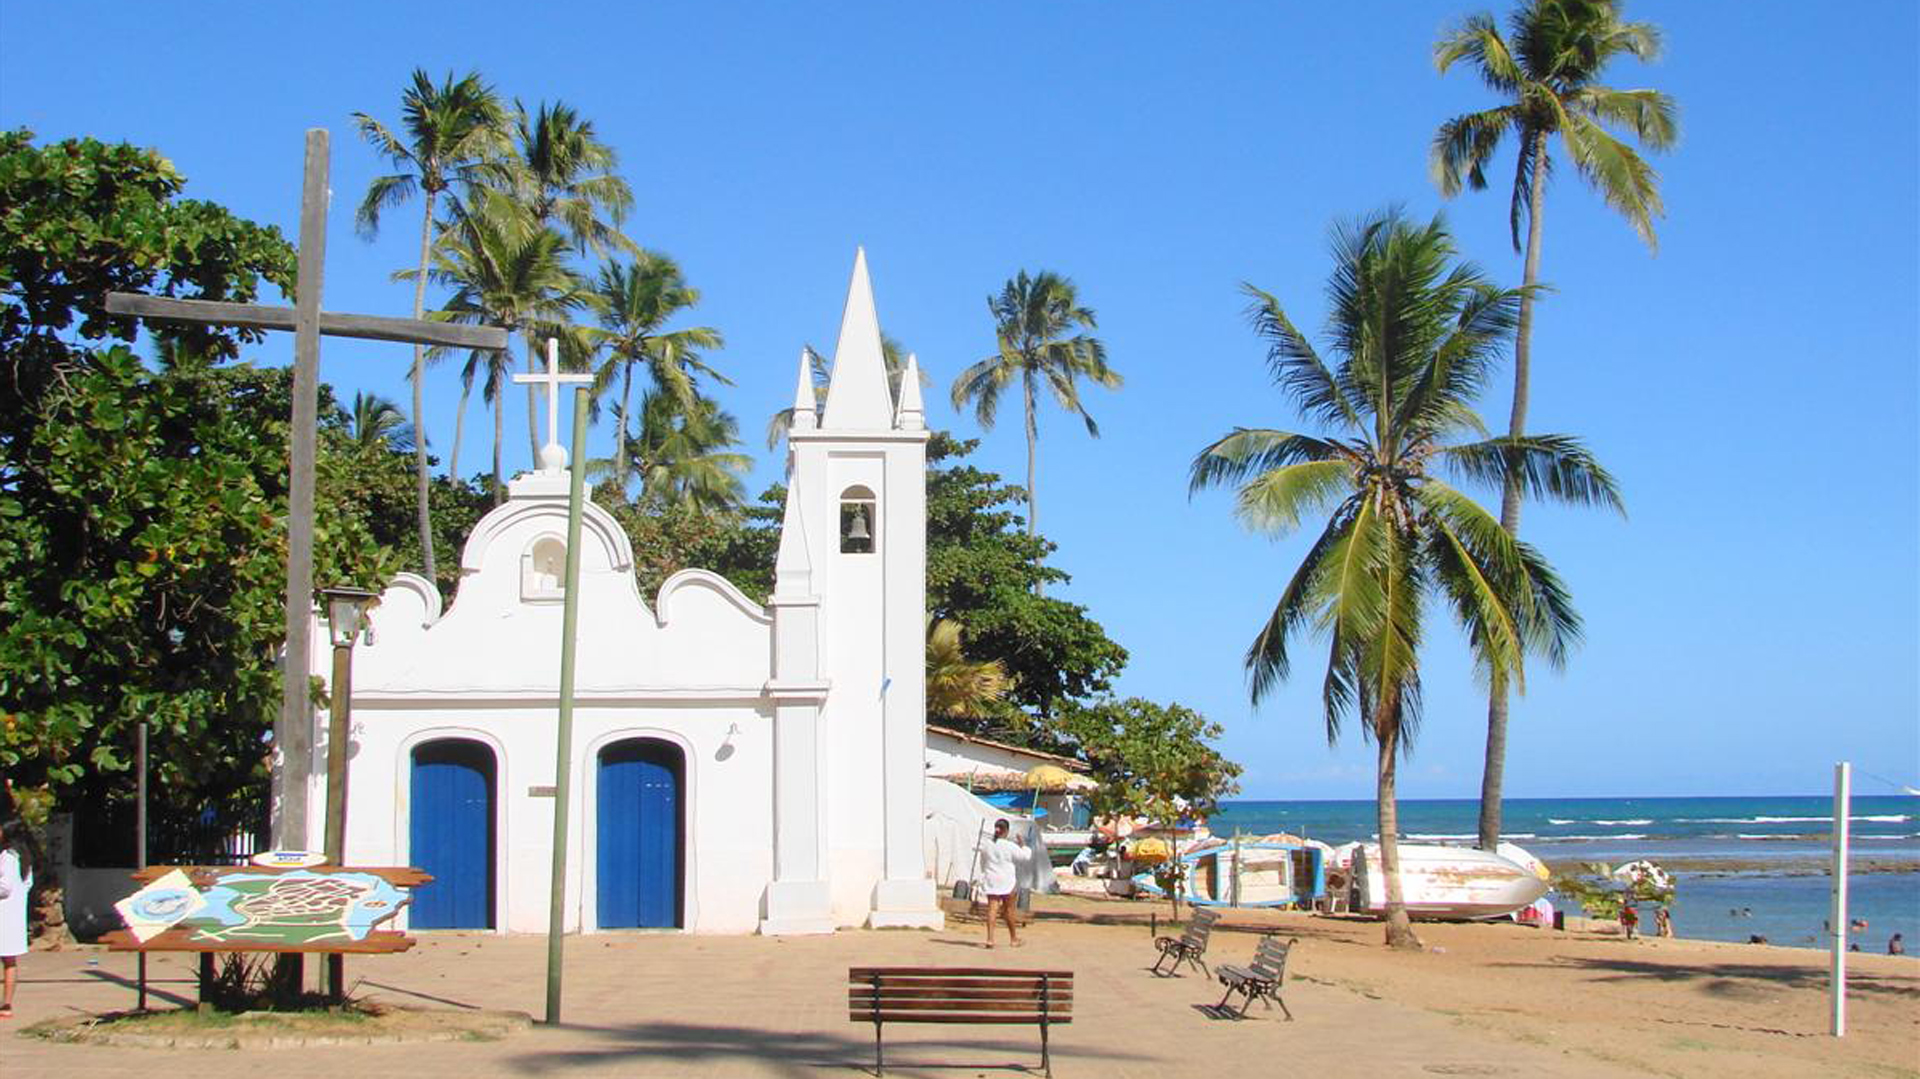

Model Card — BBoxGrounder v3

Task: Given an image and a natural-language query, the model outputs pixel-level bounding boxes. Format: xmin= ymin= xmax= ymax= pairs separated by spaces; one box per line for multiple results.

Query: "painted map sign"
xmin=102 ymin=865 xmax=432 ymax=954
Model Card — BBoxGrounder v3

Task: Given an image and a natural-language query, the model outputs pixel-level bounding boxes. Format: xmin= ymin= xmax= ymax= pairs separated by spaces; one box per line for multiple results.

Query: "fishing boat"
xmin=1130 ymin=838 xmax=1328 ymax=908
xmin=1345 ymin=843 xmax=1548 ymax=920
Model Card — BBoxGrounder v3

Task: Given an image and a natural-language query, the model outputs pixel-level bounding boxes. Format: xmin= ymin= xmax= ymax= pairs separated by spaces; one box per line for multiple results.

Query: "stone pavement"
xmin=5 ymin=920 xmax=1596 ymax=1078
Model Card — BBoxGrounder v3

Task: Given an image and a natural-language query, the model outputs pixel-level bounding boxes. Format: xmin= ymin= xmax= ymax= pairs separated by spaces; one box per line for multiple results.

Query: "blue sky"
xmin=3 ymin=2 xmax=1914 ymax=800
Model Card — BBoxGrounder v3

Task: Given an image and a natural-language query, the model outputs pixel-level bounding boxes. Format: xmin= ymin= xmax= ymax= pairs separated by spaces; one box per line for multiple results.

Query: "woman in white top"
xmin=0 ymin=819 xmax=31 ymax=1018
xmin=979 ymin=819 xmax=1032 ymax=948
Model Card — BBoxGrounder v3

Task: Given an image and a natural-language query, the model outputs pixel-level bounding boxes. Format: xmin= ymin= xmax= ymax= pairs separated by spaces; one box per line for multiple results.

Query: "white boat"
xmin=1348 ymin=843 xmax=1548 ymax=920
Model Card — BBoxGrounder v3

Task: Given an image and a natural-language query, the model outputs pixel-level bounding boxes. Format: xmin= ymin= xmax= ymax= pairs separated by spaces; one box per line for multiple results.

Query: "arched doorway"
xmin=596 ymin=739 xmax=684 ymax=928
xmin=408 ymin=739 xmax=496 ymax=929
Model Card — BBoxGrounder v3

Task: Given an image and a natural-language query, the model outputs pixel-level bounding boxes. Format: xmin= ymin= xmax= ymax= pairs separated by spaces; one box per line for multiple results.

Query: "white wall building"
xmin=290 ymin=251 xmax=943 ymax=935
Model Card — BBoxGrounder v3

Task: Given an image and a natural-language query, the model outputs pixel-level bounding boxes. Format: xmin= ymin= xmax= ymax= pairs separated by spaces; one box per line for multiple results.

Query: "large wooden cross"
xmin=106 ymin=129 xmax=507 ymax=850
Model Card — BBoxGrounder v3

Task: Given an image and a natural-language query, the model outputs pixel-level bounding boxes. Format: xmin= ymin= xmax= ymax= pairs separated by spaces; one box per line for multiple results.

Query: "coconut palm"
xmin=589 ymin=253 xmax=725 ymax=493
xmin=428 ymin=189 xmax=593 ymax=504
xmin=951 ymin=271 xmax=1118 ymax=540
xmin=1190 ymin=209 xmax=1622 ymax=949
xmin=1432 ymin=0 xmax=1676 ymax=849
xmin=765 ymin=334 xmax=922 ymax=449
xmin=348 ymin=391 xmax=415 ymax=452
xmin=353 ymin=68 xmax=509 ymax=584
xmin=926 ymin=618 xmax=1011 ymax=721
xmin=621 ymin=390 xmax=750 ymax=513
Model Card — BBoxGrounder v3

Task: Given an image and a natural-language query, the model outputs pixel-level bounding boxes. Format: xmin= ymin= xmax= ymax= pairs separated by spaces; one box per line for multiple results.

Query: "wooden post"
xmin=279 ymin=128 xmax=329 ymax=853
xmin=544 ymin=384 xmax=591 ymax=1025
xmin=323 ymin=638 xmax=352 ymax=1003
xmin=1830 ymin=761 xmax=1851 ymax=1037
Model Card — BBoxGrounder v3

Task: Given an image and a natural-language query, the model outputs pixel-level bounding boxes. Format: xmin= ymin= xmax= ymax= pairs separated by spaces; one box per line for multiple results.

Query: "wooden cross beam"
xmin=103 ymin=129 xmax=507 ymax=851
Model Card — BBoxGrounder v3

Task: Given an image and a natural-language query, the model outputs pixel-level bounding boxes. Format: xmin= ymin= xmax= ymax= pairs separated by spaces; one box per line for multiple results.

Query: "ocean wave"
xmin=1683 ymin=815 xmax=1911 ymax=825
xmin=1545 ymin=818 xmax=1655 ymax=826
xmin=1544 ymin=833 xmax=1650 ymax=841
xmin=1405 ymin=833 xmax=1477 ymax=840
xmin=1548 ymin=819 xmax=1574 ymax=825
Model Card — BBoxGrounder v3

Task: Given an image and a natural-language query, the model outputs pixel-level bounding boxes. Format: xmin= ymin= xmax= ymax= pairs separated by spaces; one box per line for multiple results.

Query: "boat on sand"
xmin=1346 ymin=843 xmax=1548 ymax=920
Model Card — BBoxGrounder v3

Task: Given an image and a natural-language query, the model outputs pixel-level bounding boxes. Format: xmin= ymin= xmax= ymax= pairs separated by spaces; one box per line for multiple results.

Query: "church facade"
xmin=291 ymin=251 xmax=944 ymax=935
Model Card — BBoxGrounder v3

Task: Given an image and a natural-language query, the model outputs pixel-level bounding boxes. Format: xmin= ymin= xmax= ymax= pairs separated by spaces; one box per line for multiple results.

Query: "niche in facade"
xmin=521 ymin=535 xmax=567 ymax=600
xmin=839 ymin=485 xmax=876 ymax=554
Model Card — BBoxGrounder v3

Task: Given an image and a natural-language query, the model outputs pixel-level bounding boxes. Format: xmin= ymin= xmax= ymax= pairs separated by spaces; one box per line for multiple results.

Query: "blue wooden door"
xmin=409 ymin=740 xmax=496 ymax=928
xmin=597 ymin=740 xmax=683 ymax=928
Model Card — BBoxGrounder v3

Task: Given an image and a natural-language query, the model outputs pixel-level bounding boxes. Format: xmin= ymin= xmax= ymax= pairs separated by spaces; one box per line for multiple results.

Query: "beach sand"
xmin=6 ymin=894 xmax=1915 ymax=1077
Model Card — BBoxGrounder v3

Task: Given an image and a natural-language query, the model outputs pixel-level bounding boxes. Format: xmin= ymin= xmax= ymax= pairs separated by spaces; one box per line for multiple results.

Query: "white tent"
xmin=924 ymin=778 xmax=1059 ymax=895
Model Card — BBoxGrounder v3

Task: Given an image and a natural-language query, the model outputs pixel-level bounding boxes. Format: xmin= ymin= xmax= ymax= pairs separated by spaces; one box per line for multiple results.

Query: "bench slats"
xmin=852 ymin=990 xmax=1074 ymax=1004
xmin=849 ymin=1012 xmax=1075 ymax=1026
xmin=850 ymin=966 xmax=1070 ymax=978
xmin=849 ymin=997 xmax=1072 ymax=1014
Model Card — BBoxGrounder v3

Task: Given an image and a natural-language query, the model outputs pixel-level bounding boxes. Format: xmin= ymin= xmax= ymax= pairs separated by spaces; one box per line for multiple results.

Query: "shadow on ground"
xmin=499 ymin=1020 xmax=1147 ymax=1078
xmin=1490 ymin=956 xmax=1920 ymax=1000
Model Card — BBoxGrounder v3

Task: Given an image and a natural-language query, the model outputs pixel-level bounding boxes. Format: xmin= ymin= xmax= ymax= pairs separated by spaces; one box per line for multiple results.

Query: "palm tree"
xmin=621 ymin=390 xmax=750 ymax=513
xmin=348 ymin=391 xmax=415 ymax=452
xmin=951 ymin=271 xmax=1119 ymax=541
xmin=429 ymin=189 xmax=592 ymax=504
xmin=353 ymin=68 xmax=508 ymax=585
xmin=506 ymin=100 xmax=636 ymax=462
xmin=589 ymin=253 xmax=725 ymax=493
xmin=1432 ymin=0 xmax=1676 ymax=850
xmin=926 ymin=618 xmax=1011 ymax=722
xmin=1189 ymin=209 xmax=1622 ymax=949
xmin=765 ymin=335 xmax=921 ymax=449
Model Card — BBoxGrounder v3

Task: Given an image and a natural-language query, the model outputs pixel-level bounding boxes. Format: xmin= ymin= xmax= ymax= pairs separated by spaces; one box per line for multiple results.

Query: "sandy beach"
xmin=6 ymin=894 xmax=1914 ymax=1078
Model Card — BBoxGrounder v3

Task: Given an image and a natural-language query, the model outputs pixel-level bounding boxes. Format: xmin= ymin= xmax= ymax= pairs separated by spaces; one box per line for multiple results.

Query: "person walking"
xmin=0 ymin=820 xmax=32 ymax=1019
xmin=980 ymin=819 xmax=1032 ymax=949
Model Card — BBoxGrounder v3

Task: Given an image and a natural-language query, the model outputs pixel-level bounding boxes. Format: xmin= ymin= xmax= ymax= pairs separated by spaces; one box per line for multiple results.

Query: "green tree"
xmin=1055 ymin=698 xmax=1241 ymax=917
xmin=1432 ymin=0 xmax=1676 ymax=849
xmin=1189 ymin=209 xmax=1621 ymax=948
xmin=428 ymin=188 xmax=592 ymax=503
xmin=615 ymin=390 xmax=751 ymax=513
xmin=353 ymin=69 xmax=509 ymax=588
xmin=926 ymin=434 xmax=1128 ymax=730
xmin=949 ymin=271 xmax=1120 ymax=543
xmin=590 ymin=252 xmax=725 ymax=492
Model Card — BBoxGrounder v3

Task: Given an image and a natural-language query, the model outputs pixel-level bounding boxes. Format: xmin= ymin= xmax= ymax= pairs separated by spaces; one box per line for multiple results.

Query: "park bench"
xmin=1149 ymin=905 xmax=1220 ymax=977
xmin=1214 ymin=934 xmax=1296 ymax=1020
xmin=848 ymin=966 xmax=1073 ymax=1077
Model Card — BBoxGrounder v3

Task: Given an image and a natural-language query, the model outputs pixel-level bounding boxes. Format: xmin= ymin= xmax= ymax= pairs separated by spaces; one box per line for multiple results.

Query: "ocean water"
xmin=1207 ymin=795 xmax=1919 ymax=950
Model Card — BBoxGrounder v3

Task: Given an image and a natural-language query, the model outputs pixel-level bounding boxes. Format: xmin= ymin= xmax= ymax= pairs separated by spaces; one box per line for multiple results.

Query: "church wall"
xmin=820 ymin=452 xmax=889 ymax=924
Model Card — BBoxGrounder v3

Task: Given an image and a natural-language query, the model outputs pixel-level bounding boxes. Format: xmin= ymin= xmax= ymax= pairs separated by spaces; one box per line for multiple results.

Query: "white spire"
xmin=789 ymin=347 xmax=817 ymax=433
xmin=819 ymin=247 xmax=893 ymax=429
xmin=773 ymin=475 xmax=813 ymax=597
xmin=893 ymin=352 xmax=924 ymax=431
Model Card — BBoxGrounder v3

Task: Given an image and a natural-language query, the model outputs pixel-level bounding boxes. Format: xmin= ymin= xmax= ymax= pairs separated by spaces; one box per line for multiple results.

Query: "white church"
xmin=292 ymin=251 xmax=956 ymax=935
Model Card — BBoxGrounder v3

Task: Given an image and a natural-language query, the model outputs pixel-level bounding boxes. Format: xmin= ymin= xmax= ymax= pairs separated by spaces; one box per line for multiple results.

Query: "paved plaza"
xmin=5 ymin=916 xmax=1602 ymax=1078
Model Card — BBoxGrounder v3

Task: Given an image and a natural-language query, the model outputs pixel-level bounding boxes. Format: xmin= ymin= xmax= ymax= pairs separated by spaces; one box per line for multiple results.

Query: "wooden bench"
xmin=849 ymin=966 xmax=1073 ymax=1077
xmin=1214 ymin=934 xmax=1296 ymax=1020
xmin=1150 ymin=906 xmax=1220 ymax=977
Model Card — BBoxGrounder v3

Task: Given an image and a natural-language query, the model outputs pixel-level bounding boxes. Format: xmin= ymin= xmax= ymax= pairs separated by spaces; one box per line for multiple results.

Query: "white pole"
xmin=1830 ymin=761 xmax=1851 ymax=1037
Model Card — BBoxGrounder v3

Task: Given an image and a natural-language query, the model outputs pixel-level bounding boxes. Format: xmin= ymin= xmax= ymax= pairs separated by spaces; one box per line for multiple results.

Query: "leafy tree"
xmin=1054 ymin=698 xmax=1241 ymax=917
xmin=1189 ymin=209 xmax=1621 ymax=948
xmin=600 ymin=486 xmax=775 ymax=603
xmin=589 ymin=252 xmax=725 ymax=492
xmin=926 ymin=434 xmax=1127 ymax=729
xmin=353 ymin=69 xmax=509 ymax=588
xmin=1432 ymin=0 xmax=1676 ymax=849
xmin=950 ymin=270 xmax=1120 ymax=543
xmin=613 ymin=390 xmax=751 ymax=513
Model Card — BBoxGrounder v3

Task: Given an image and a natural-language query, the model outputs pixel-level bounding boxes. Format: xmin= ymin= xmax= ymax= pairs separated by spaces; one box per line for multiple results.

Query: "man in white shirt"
xmin=980 ymin=819 xmax=1032 ymax=948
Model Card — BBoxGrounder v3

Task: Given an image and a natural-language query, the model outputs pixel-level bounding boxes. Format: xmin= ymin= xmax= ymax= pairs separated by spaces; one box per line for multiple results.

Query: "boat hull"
xmin=1349 ymin=844 xmax=1548 ymax=921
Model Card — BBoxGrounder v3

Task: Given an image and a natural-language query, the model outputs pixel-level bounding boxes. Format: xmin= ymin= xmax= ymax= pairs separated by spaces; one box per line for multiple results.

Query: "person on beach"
xmin=1654 ymin=907 xmax=1672 ymax=938
xmin=0 ymin=820 xmax=32 ymax=1019
xmin=1890 ymin=933 xmax=1905 ymax=956
xmin=981 ymin=819 xmax=1031 ymax=949
xmin=1618 ymin=902 xmax=1638 ymax=940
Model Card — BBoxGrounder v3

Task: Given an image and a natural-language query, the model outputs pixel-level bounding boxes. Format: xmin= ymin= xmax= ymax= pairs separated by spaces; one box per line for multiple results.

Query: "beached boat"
xmin=1131 ymin=839 xmax=1328 ymax=908
xmin=1346 ymin=843 xmax=1548 ymax=920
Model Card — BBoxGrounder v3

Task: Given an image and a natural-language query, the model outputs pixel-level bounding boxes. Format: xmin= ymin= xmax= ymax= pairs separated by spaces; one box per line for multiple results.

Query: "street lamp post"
xmin=318 ymin=584 xmax=377 ymax=1003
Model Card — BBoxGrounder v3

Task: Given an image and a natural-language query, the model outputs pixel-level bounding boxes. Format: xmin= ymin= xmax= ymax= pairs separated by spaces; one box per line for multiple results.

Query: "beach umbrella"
xmin=1025 ymin=764 xmax=1074 ymax=791
xmin=1131 ymin=837 xmax=1172 ymax=864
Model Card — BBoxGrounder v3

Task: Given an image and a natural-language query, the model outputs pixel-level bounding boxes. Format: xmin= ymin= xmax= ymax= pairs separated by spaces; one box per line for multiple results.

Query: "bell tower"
xmin=772 ymin=248 xmax=939 ymax=929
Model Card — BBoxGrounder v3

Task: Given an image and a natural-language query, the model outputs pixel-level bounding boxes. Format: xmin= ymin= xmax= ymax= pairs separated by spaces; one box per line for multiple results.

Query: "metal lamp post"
xmin=318 ymin=584 xmax=377 ymax=1003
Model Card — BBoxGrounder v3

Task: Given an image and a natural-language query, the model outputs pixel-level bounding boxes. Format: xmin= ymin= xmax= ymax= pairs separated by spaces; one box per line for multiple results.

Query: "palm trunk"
xmin=493 ymin=352 xmax=508 ymax=506
xmin=1376 ymin=716 xmax=1422 ymax=950
xmin=614 ymin=359 xmax=634 ymax=493
xmin=526 ymin=331 xmax=542 ymax=465
xmin=449 ymin=372 xmax=471 ymax=481
xmin=412 ymin=193 xmax=439 ymax=585
xmin=1023 ymin=366 xmax=1043 ymax=594
xmin=1477 ymin=129 xmax=1550 ymax=853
